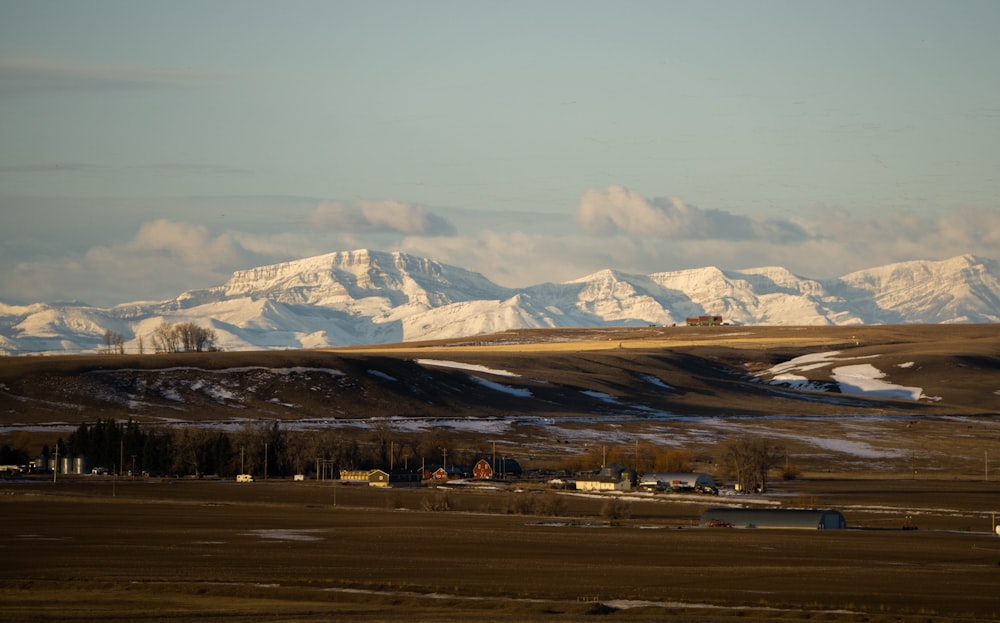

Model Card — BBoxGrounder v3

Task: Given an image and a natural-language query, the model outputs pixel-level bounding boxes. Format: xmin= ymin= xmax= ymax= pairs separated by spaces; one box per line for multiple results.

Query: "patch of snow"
xmin=160 ymin=389 xmax=184 ymax=402
xmin=245 ymin=529 xmax=325 ymax=542
xmin=190 ymin=381 xmax=237 ymax=402
xmin=415 ymin=359 xmax=519 ymax=377
xmin=703 ymin=418 xmax=908 ymax=459
xmin=832 ymin=364 xmax=924 ymax=401
xmin=765 ymin=351 xmax=843 ymax=376
xmin=788 ymin=434 xmax=908 ymax=459
xmin=581 ymin=390 xmax=620 ymax=404
xmin=641 ymin=374 xmax=675 ymax=390
xmin=763 ymin=351 xmax=881 ymax=377
xmin=768 ymin=373 xmax=827 ymax=391
xmin=897 ymin=361 xmax=915 ymax=368
xmin=367 ymin=369 xmax=397 ymax=382
xmin=468 ymin=377 xmax=532 ymax=397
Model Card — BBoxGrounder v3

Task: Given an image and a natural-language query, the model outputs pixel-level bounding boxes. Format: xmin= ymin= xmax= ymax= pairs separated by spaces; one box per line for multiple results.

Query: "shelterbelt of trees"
xmin=40 ymin=418 xmax=787 ymax=491
xmin=100 ymin=322 xmax=218 ymax=356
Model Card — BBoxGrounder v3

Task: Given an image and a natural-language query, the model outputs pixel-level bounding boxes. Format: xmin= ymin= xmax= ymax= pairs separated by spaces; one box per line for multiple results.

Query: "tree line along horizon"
xmin=8 ymin=418 xmax=793 ymax=492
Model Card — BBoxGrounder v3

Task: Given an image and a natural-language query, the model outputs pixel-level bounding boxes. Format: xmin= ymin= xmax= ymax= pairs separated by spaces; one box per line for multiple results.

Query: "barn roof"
xmin=700 ymin=507 xmax=847 ymax=529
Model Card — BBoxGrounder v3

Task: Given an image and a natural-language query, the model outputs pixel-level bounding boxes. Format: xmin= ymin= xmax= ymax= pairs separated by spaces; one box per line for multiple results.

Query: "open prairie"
xmin=2 ymin=324 xmax=999 ymax=621
xmin=3 ymin=476 xmax=1000 ymax=623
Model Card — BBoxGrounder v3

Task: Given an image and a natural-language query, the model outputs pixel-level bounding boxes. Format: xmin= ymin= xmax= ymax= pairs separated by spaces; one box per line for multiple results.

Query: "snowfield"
xmin=757 ymin=350 xmax=938 ymax=401
xmin=831 ymin=364 xmax=924 ymax=401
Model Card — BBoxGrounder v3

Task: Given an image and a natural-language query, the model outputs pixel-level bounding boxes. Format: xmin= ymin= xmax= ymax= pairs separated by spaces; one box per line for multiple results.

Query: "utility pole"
xmin=53 ymin=445 xmax=59 ymax=483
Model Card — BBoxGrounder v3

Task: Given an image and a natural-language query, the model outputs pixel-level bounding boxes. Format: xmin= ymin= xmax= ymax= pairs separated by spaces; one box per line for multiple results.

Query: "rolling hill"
xmin=2 ymin=325 xmax=997 ymax=431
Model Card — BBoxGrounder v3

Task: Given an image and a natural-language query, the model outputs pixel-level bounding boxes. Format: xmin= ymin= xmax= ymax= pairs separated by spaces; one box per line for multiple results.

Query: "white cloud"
xmin=1 ymin=191 xmax=998 ymax=306
xmin=0 ymin=219 xmax=286 ymax=306
xmin=125 ymin=219 xmax=247 ymax=267
xmin=576 ymin=184 xmax=809 ymax=242
xmin=309 ymin=200 xmax=456 ymax=236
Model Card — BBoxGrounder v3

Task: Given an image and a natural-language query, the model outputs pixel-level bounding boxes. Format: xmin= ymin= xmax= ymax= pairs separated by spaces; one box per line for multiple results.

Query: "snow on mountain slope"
xmin=216 ymin=249 xmax=507 ymax=308
xmin=834 ymin=254 xmax=1000 ymax=323
xmin=1 ymin=251 xmax=997 ymax=354
xmin=647 ymin=266 xmax=860 ymax=326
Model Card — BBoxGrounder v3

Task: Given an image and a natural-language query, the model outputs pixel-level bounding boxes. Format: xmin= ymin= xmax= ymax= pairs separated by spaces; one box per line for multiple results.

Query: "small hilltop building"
xmin=685 ymin=315 xmax=724 ymax=326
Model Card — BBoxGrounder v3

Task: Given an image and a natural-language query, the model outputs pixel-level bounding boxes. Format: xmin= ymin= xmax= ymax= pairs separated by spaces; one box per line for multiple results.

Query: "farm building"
xmin=685 ymin=315 xmax=724 ymax=326
xmin=700 ymin=508 xmax=847 ymax=530
xmin=339 ymin=469 xmax=372 ymax=484
xmin=368 ymin=469 xmax=421 ymax=488
xmin=431 ymin=465 xmax=469 ymax=480
xmin=575 ymin=476 xmax=632 ymax=492
xmin=472 ymin=458 xmax=523 ymax=479
xmin=575 ymin=463 xmax=636 ymax=491
xmin=341 ymin=469 xmax=421 ymax=487
xmin=639 ymin=472 xmax=716 ymax=491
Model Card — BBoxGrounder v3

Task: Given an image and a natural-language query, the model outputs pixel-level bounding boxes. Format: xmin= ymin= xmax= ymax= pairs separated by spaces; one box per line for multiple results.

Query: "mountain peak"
xmin=1 ymin=252 xmax=997 ymax=354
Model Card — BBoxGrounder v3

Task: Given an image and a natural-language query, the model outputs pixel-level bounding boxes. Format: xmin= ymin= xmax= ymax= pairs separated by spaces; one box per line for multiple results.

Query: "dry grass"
xmin=2 ymin=325 xmax=998 ymax=433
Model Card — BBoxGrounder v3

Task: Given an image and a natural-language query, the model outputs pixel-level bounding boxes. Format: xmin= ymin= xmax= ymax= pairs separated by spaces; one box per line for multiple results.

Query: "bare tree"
xmin=720 ymin=436 xmax=782 ymax=493
xmin=177 ymin=322 xmax=217 ymax=352
xmin=150 ymin=323 xmax=180 ymax=353
xmin=149 ymin=322 xmax=217 ymax=353
xmin=101 ymin=329 xmax=127 ymax=354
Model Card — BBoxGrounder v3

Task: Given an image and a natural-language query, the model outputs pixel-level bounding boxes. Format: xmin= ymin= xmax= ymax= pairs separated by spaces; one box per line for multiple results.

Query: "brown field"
xmin=2 ymin=325 xmax=1000 ymax=621
xmin=2 ymin=476 xmax=1000 ymax=623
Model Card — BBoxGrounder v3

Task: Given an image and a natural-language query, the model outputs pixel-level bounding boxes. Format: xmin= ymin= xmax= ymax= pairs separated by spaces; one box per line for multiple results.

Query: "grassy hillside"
xmin=2 ymin=325 xmax=997 ymax=424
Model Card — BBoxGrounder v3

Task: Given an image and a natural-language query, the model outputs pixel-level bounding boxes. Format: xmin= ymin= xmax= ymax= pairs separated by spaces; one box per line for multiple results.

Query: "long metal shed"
xmin=700 ymin=508 xmax=847 ymax=529
xmin=639 ymin=472 xmax=715 ymax=489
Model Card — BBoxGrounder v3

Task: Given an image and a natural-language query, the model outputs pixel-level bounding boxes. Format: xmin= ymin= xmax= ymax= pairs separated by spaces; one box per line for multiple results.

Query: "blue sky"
xmin=2 ymin=1 xmax=999 ymax=306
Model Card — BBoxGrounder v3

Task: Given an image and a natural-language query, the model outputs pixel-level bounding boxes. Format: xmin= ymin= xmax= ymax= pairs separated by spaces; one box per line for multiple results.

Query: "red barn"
xmin=472 ymin=458 xmax=522 ymax=480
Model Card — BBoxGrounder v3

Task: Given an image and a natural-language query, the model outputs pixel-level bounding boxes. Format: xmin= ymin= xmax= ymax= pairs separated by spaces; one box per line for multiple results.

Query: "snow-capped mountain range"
xmin=2 ymin=250 xmax=998 ymax=354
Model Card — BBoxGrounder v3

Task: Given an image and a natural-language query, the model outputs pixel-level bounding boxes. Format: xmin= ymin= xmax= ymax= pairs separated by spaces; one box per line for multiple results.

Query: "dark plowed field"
xmin=2 ymin=477 xmax=1000 ymax=622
